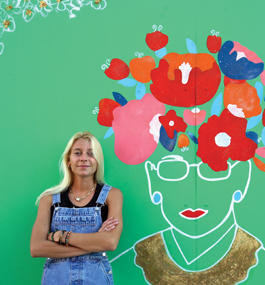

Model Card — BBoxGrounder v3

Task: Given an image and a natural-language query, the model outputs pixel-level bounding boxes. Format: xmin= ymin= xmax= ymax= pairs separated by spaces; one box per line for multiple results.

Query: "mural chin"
xmin=160 ymin=196 xmax=233 ymax=237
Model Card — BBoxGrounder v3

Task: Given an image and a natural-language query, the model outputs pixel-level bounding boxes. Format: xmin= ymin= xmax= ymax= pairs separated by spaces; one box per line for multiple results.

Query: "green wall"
xmin=1 ymin=1 xmax=265 ymax=284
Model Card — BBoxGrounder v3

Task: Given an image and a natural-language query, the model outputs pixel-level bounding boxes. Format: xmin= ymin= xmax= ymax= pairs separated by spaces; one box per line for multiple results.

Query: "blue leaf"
xmin=246 ymin=131 xmax=259 ymax=144
xmin=187 ymin=131 xmax=198 ymax=144
xmin=159 ymin=126 xmax=177 ymax=152
xmin=255 ymin=81 xmax=263 ymax=103
xmin=211 ymin=93 xmax=223 ymax=116
xmin=117 ymin=78 xmax=137 ymax=87
xmin=112 ymin=92 xmax=127 ymax=106
xmin=135 ymin=82 xmax=146 ymax=100
xmin=262 ymin=127 xmax=265 ymax=145
xmin=186 ymin=38 xmax=197 ymax=54
xmin=104 ymin=127 xmax=114 ymax=139
xmin=247 ymin=113 xmax=262 ymax=130
xmin=155 ymin=47 xmax=167 ymax=59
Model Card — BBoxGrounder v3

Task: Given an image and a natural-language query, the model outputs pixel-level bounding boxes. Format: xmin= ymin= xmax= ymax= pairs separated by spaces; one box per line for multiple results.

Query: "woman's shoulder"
xmin=110 ymin=186 xmax=122 ymax=194
xmin=101 ymin=183 xmax=122 ymax=196
xmin=39 ymin=194 xmax=53 ymax=207
xmin=107 ymin=186 xmax=123 ymax=202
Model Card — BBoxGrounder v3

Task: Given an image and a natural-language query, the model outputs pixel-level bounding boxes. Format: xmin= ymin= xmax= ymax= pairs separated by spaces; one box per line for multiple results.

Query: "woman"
xmin=30 ymin=131 xmax=123 ymax=285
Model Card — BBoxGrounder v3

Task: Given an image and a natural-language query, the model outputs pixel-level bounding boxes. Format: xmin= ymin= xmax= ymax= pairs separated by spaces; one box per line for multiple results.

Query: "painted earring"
xmin=68 ymin=164 xmax=71 ymax=168
xmin=152 ymin=191 xmax=162 ymax=205
xmin=233 ymin=190 xmax=242 ymax=202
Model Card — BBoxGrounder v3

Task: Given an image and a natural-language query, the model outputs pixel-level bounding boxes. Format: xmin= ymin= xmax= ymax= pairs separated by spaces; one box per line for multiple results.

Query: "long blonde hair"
xmin=36 ymin=131 xmax=104 ymax=204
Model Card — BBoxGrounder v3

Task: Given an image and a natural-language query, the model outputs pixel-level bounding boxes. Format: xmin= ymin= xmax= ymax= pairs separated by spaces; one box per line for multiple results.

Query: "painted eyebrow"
xmin=72 ymin=148 xmax=93 ymax=151
xmin=162 ymin=155 xmax=184 ymax=161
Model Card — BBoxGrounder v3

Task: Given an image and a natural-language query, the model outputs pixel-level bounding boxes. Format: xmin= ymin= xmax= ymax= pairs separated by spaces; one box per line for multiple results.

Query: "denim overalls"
xmin=41 ymin=184 xmax=114 ymax=285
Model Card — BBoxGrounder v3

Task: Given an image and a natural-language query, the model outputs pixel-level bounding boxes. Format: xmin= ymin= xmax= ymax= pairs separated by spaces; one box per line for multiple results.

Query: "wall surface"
xmin=1 ymin=1 xmax=265 ymax=284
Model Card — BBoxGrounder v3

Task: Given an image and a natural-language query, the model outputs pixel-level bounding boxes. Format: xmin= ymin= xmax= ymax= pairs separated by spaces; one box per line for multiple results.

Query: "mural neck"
xmin=164 ymin=213 xmax=237 ymax=271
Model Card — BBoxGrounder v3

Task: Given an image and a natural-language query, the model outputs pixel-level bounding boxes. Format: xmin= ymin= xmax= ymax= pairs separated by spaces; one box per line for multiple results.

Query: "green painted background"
xmin=1 ymin=0 xmax=265 ymax=284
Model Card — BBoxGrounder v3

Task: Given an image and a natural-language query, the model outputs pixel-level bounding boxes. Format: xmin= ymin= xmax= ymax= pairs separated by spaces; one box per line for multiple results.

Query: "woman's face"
xmin=68 ymin=138 xmax=98 ymax=180
xmin=145 ymin=156 xmax=251 ymax=237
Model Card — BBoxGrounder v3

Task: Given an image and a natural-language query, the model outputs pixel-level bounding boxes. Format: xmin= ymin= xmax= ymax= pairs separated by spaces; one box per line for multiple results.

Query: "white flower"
xmin=227 ymin=104 xmax=245 ymax=118
xmin=149 ymin=114 xmax=162 ymax=143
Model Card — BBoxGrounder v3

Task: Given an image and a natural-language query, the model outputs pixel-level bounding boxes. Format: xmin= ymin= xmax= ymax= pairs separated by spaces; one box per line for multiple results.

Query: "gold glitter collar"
xmin=135 ymin=229 xmax=261 ymax=285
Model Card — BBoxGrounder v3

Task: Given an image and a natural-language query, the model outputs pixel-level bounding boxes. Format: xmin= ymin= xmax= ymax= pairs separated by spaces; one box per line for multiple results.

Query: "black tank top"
xmin=51 ymin=183 xmax=108 ymax=222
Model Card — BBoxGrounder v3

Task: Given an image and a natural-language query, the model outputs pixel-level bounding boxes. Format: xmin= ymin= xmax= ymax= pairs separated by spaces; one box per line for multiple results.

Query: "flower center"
xmin=169 ymin=120 xmax=174 ymax=126
xmin=191 ymin=107 xmax=200 ymax=114
xmin=236 ymin=51 xmax=246 ymax=61
xmin=179 ymin=62 xmax=192 ymax=84
xmin=215 ymin=132 xmax=231 ymax=147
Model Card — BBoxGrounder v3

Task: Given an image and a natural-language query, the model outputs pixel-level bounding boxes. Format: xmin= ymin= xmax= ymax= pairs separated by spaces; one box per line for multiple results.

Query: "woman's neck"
xmin=71 ymin=176 xmax=96 ymax=194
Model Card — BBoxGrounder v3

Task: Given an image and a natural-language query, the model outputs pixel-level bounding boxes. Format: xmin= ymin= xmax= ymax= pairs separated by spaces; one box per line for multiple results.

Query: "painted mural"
xmin=2 ymin=1 xmax=265 ymax=284
xmin=0 ymin=0 xmax=106 ymax=55
xmin=97 ymin=27 xmax=265 ymax=284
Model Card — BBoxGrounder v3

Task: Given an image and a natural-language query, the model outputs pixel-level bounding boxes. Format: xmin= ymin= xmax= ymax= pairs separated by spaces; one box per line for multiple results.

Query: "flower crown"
xmin=97 ymin=26 xmax=265 ymax=172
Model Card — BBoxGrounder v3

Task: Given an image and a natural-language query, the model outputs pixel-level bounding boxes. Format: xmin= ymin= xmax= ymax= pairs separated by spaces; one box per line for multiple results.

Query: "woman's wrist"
xmin=65 ymin=231 xmax=72 ymax=246
xmin=49 ymin=230 xmax=72 ymax=245
xmin=59 ymin=230 xmax=66 ymax=244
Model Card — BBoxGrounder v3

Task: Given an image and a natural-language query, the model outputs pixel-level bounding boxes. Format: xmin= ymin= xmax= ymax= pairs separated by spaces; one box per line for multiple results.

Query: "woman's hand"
xmin=31 ymin=196 xmax=90 ymax=258
xmin=98 ymin=217 xmax=119 ymax=232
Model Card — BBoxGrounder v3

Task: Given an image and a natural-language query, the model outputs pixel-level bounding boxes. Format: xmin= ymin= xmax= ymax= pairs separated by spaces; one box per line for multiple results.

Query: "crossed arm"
xmin=30 ymin=187 xmax=123 ymax=258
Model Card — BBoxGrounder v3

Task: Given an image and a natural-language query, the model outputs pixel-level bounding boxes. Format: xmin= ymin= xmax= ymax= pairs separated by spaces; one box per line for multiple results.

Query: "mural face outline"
xmin=145 ymin=156 xmax=252 ymax=238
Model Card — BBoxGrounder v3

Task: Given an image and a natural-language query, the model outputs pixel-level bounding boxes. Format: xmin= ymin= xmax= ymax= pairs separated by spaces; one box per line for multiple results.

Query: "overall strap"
xmin=52 ymin=193 xmax=61 ymax=206
xmin=96 ymin=184 xmax=112 ymax=206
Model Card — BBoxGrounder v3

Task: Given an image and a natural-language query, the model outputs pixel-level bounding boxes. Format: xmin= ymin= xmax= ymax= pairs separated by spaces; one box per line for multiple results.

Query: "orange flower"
xmin=178 ymin=134 xmax=190 ymax=148
xmin=224 ymin=82 xmax=262 ymax=118
xmin=129 ymin=56 xmax=155 ymax=83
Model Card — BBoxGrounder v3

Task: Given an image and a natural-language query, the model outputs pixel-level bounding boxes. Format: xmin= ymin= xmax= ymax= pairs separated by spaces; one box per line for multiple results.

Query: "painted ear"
xmin=152 ymin=191 xmax=162 ymax=205
xmin=233 ymin=190 xmax=243 ymax=203
xmin=145 ymin=161 xmax=161 ymax=205
xmin=231 ymin=160 xmax=252 ymax=202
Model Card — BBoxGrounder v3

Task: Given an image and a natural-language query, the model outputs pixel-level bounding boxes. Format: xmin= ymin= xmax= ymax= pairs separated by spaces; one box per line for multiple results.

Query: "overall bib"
xmin=41 ymin=184 xmax=114 ymax=285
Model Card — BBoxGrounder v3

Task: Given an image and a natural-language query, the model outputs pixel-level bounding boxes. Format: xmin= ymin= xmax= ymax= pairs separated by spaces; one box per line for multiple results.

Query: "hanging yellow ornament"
xmin=3 ymin=20 xmax=10 ymax=28
xmin=39 ymin=1 xmax=47 ymax=8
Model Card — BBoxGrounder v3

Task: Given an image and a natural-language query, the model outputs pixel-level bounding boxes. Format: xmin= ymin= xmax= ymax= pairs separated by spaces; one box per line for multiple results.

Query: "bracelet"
xmin=65 ymin=231 xmax=72 ymax=246
xmin=59 ymin=230 xmax=66 ymax=245
xmin=51 ymin=230 xmax=58 ymax=242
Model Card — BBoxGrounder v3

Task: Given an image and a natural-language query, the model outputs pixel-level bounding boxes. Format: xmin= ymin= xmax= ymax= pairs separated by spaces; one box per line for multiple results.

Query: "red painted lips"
xmin=179 ymin=209 xmax=208 ymax=219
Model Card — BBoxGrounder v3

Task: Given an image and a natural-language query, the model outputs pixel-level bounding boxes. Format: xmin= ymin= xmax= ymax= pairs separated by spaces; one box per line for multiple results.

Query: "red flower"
xmin=97 ymin=99 xmax=121 ymax=127
xmin=159 ymin=110 xmax=187 ymax=139
xmin=145 ymin=31 xmax=169 ymax=51
xmin=207 ymin=34 xmax=222 ymax=53
xmin=197 ymin=109 xmax=258 ymax=171
xmin=150 ymin=55 xmax=221 ymax=107
xmin=104 ymin=58 xmax=130 ymax=80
